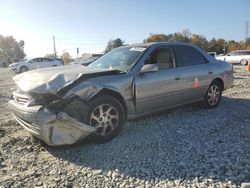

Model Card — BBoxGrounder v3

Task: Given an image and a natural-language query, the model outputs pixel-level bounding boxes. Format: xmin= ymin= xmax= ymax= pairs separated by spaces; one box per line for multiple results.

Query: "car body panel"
xmin=8 ymin=42 xmax=234 ymax=146
xmin=179 ymin=63 xmax=214 ymax=102
xmin=135 ymin=68 xmax=183 ymax=114
xmin=12 ymin=65 xmax=120 ymax=94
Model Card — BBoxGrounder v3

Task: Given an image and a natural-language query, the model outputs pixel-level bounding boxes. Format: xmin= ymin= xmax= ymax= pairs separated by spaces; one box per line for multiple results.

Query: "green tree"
xmin=105 ymin=38 xmax=124 ymax=53
xmin=241 ymin=38 xmax=250 ymax=50
xmin=227 ymin=40 xmax=241 ymax=52
xmin=190 ymin=34 xmax=208 ymax=50
xmin=0 ymin=35 xmax=26 ymax=63
xmin=208 ymin=38 xmax=226 ymax=54
xmin=208 ymin=38 xmax=217 ymax=52
xmin=216 ymin=38 xmax=226 ymax=54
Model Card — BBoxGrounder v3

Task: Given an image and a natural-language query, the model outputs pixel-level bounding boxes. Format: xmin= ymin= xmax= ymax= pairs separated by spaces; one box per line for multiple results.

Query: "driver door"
xmin=134 ymin=46 xmax=183 ymax=115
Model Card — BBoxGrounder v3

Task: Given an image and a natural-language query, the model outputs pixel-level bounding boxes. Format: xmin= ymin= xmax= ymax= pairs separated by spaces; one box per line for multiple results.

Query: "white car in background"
xmin=216 ymin=50 xmax=250 ymax=65
xmin=9 ymin=57 xmax=63 ymax=73
xmin=70 ymin=56 xmax=102 ymax=66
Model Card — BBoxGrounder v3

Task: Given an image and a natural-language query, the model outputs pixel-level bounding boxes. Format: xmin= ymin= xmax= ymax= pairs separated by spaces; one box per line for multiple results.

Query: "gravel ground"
xmin=0 ymin=66 xmax=250 ymax=188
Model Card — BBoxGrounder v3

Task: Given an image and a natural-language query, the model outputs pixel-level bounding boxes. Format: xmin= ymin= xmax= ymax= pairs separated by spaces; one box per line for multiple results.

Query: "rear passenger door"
xmin=43 ymin=58 xmax=54 ymax=68
xmin=174 ymin=45 xmax=214 ymax=103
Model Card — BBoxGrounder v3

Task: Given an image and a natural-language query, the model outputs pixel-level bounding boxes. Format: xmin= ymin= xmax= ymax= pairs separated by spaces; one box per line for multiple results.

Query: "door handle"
xmin=208 ymin=71 xmax=213 ymax=75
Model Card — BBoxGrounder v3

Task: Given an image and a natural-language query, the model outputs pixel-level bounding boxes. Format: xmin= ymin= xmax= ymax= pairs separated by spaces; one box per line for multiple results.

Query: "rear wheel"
xmin=201 ymin=81 xmax=222 ymax=109
xmin=240 ymin=59 xmax=248 ymax=66
xmin=85 ymin=95 xmax=125 ymax=143
xmin=19 ymin=66 xmax=28 ymax=73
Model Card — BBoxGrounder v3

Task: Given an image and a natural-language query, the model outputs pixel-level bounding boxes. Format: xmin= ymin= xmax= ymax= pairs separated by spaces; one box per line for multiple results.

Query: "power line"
xmin=246 ymin=21 xmax=249 ymax=49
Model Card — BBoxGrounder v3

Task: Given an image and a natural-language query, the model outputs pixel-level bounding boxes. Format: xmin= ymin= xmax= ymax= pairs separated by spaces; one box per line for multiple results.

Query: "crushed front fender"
xmin=8 ymin=100 xmax=96 ymax=146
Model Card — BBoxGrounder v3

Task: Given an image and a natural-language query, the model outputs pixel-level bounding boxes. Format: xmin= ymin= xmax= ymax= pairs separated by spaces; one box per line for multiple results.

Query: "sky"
xmin=0 ymin=0 xmax=249 ymax=58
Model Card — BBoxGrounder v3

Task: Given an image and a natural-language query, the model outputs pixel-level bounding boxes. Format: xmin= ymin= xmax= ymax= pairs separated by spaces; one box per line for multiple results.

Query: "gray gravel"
xmin=0 ymin=66 xmax=250 ymax=187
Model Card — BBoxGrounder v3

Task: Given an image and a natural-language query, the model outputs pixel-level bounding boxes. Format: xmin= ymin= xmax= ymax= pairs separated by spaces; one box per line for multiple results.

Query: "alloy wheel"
xmin=90 ymin=104 xmax=119 ymax=136
xmin=207 ymin=85 xmax=220 ymax=106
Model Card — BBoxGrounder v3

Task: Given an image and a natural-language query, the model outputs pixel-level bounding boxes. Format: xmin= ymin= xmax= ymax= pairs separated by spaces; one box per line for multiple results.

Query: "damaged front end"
xmin=8 ymin=66 xmax=123 ymax=146
xmin=8 ymin=94 xmax=96 ymax=146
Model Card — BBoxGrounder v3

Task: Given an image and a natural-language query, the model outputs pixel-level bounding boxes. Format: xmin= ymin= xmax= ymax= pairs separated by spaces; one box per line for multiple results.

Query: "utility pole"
xmin=246 ymin=21 xmax=249 ymax=50
xmin=53 ymin=35 xmax=57 ymax=58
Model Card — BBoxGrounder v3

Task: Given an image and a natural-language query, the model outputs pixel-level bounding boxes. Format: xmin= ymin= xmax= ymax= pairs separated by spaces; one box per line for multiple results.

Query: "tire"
xmin=240 ymin=59 xmax=248 ymax=66
xmin=85 ymin=95 xmax=126 ymax=143
xmin=201 ymin=81 xmax=222 ymax=109
xmin=19 ymin=66 xmax=28 ymax=73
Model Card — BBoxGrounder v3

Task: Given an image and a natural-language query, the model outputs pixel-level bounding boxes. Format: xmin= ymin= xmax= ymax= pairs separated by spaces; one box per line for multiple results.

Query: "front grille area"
xmin=12 ymin=91 xmax=31 ymax=105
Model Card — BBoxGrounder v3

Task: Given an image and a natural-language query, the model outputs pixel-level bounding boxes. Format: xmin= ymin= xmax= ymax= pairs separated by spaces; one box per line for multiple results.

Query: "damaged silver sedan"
xmin=8 ymin=42 xmax=234 ymax=146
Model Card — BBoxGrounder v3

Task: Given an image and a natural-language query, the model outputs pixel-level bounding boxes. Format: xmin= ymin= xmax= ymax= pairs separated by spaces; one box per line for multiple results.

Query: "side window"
xmin=37 ymin=58 xmax=43 ymax=63
xmin=147 ymin=47 xmax=174 ymax=71
xmin=30 ymin=58 xmax=38 ymax=63
xmin=41 ymin=58 xmax=46 ymax=62
xmin=174 ymin=46 xmax=206 ymax=67
xmin=239 ymin=51 xmax=250 ymax=55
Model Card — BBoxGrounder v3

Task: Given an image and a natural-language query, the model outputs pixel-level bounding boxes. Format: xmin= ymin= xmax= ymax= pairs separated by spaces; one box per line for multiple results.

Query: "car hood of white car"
xmin=13 ymin=65 xmax=120 ymax=94
xmin=9 ymin=62 xmax=24 ymax=67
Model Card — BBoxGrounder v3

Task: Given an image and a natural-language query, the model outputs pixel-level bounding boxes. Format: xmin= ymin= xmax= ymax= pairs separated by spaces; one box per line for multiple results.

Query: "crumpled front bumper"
xmin=8 ymin=100 xmax=96 ymax=146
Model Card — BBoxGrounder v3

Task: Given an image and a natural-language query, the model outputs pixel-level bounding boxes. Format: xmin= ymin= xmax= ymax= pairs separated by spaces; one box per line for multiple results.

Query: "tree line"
xmin=105 ymin=29 xmax=250 ymax=55
xmin=1 ymin=29 xmax=250 ymax=65
xmin=0 ymin=35 xmax=25 ymax=64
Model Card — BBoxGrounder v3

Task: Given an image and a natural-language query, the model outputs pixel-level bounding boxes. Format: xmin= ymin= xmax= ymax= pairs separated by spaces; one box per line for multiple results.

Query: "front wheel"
xmin=85 ymin=95 xmax=126 ymax=143
xmin=201 ymin=81 xmax=222 ymax=109
xmin=240 ymin=59 xmax=248 ymax=66
xmin=19 ymin=66 xmax=28 ymax=73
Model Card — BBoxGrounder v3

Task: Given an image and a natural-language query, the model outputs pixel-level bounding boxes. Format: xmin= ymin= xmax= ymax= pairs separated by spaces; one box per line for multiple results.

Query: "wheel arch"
xmin=89 ymin=88 xmax=128 ymax=118
xmin=211 ymin=77 xmax=224 ymax=90
xmin=19 ymin=65 xmax=28 ymax=72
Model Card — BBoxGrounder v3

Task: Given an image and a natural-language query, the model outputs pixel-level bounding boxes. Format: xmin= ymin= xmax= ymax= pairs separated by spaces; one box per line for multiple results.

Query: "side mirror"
xmin=140 ymin=64 xmax=158 ymax=74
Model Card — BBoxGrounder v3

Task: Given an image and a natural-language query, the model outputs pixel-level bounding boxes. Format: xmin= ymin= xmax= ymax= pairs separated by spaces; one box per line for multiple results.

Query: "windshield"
xmin=88 ymin=46 xmax=146 ymax=72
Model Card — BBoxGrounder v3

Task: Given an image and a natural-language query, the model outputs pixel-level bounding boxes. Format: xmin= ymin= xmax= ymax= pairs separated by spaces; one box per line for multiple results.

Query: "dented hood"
xmin=13 ymin=65 xmax=117 ymax=94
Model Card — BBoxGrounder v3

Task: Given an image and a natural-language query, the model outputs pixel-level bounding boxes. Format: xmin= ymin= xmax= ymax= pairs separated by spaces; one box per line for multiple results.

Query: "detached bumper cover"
xmin=8 ymin=100 xmax=96 ymax=146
